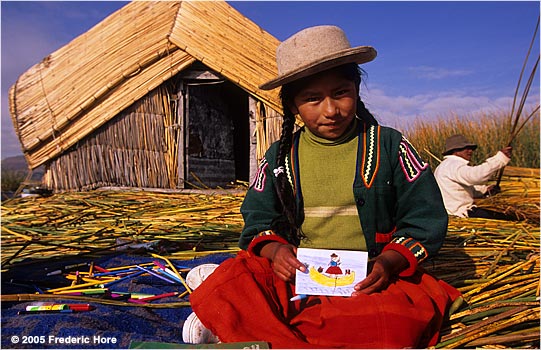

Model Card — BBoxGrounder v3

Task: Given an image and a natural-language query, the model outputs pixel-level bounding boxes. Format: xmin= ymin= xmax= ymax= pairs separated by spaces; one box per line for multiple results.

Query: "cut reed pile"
xmin=427 ymin=217 xmax=539 ymax=348
xmin=1 ymin=190 xmax=245 ymax=268
xmin=427 ymin=172 xmax=540 ymax=348
xmin=1 ymin=172 xmax=539 ymax=348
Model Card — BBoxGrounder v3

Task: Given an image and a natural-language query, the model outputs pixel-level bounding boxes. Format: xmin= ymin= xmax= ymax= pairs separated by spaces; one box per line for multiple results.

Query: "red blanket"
xmin=191 ymin=250 xmax=460 ymax=348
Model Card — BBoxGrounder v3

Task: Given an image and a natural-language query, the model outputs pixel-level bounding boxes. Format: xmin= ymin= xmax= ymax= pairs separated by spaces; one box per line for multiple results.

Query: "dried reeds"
xmin=426 ymin=215 xmax=540 ymax=348
xmin=1 ymin=189 xmax=245 ymax=267
xmin=1 ymin=172 xmax=539 ymax=348
xmin=42 ymin=86 xmax=182 ymax=191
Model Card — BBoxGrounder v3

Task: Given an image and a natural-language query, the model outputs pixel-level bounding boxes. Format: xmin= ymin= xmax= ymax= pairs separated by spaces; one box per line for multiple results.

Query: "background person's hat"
xmin=259 ymin=25 xmax=377 ymax=90
xmin=443 ymin=134 xmax=478 ymax=155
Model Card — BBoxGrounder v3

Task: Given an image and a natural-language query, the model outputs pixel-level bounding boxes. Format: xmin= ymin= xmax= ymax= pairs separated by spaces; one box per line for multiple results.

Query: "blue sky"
xmin=1 ymin=1 xmax=539 ymax=159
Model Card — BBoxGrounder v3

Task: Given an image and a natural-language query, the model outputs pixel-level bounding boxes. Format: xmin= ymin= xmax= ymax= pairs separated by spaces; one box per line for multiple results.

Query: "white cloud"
xmin=360 ymin=88 xmax=529 ymax=131
xmin=408 ymin=65 xmax=473 ymax=80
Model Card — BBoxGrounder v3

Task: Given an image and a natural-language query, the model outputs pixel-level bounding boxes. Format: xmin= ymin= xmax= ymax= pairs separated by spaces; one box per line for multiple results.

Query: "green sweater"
xmin=298 ymin=122 xmax=366 ymax=250
xmin=240 ymin=121 xmax=448 ymax=276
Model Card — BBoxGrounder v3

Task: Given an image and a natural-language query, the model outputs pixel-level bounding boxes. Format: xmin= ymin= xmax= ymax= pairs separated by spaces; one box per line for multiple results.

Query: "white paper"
xmin=295 ymin=248 xmax=368 ymax=297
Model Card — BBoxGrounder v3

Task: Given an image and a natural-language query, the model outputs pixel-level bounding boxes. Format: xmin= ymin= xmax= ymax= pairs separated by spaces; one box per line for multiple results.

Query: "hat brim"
xmin=443 ymin=144 xmax=478 ymax=156
xmin=259 ymin=46 xmax=377 ymax=90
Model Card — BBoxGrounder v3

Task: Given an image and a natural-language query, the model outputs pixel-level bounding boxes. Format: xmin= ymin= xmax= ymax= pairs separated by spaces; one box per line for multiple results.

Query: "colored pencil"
xmin=100 ymin=270 xmax=145 ymax=288
xmin=138 ymin=291 xmax=180 ymax=302
xmin=151 ymin=254 xmax=192 ymax=293
xmin=135 ymin=265 xmax=177 ymax=284
xmin=47 ymin=280 xmax=116 ymax=293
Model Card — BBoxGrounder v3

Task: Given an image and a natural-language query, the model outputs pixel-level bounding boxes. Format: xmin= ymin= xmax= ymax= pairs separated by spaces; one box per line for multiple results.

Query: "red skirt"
xmin=190 ymin=251 xmax=460 ymax=349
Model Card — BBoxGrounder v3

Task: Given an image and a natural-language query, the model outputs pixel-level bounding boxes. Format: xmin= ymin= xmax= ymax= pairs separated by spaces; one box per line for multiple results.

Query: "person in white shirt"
xmin=434 ymin=134 xmax=518 ymax=220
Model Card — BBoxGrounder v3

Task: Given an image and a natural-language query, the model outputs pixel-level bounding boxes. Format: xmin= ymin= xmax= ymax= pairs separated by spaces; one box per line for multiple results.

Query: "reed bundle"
xmin=427 ymin=216 xmax=540 ymax=348
xmin=475 ymin=176 xmax=540 ymax=224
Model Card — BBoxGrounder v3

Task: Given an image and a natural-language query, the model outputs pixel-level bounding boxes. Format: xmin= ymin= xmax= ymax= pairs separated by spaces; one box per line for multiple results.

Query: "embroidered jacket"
xmin=239 ymin=123 xmax=448 ymax=277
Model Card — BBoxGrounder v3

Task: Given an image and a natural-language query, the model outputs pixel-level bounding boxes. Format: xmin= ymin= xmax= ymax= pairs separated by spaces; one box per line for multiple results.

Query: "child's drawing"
xmin=296 ymin=248 xmax=368 ymax=296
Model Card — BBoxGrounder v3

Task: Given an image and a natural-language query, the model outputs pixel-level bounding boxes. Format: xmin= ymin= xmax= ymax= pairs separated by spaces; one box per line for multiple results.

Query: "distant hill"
xmin=1 ymin=155 xmax=44 ymax=180
xmin=2 ymin=155 xmax=29 ymax=172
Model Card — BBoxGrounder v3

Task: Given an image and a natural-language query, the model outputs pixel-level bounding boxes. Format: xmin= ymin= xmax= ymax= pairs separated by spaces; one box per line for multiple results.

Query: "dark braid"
xmin=270 ymin=90 xmax=304 ymax=245
xmin=357 ymin=97 xmax=378 ymax=126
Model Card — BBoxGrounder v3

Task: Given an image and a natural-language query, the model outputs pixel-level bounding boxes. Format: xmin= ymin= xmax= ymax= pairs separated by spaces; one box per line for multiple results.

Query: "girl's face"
xmin=290 ymin=69 xmax=358 ymax=140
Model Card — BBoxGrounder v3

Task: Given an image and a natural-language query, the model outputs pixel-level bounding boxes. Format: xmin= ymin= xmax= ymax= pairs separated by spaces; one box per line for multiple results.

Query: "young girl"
xmin=184 ymin=25 xmax=460 ymax=348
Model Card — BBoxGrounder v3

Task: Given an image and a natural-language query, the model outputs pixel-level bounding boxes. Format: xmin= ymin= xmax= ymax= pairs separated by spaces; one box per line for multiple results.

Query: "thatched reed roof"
xmin=9 ymin=1 xmax=282 ymax=170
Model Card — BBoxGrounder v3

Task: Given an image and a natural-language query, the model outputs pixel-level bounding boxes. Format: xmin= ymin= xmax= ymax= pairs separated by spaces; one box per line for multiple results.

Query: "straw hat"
xmin=259 ymin=25 xmax=377 ymax=90
xmin=443 ymin=134 xmax=478 ymax=155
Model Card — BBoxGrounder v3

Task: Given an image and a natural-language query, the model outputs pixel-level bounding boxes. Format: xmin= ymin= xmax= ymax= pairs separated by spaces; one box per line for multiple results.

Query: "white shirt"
xmin=434 ymin=152 xmax=510 ymax=217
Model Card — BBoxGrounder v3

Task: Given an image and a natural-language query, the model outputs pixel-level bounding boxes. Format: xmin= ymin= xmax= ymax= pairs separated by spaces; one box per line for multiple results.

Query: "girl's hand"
xmin=260 ymin=242 xmax=306 ymax=282
xmin=352 ymin=249 xmax=408 ymax=295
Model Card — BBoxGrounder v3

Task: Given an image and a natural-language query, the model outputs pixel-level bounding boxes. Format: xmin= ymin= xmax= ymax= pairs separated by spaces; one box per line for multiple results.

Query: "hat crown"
xmin=444 ymin=134 xmax=477 ymax=155
xmin=259 ymin=25 xmax=376 ymax=90
xmin=276 ymin=26 xmax=352 ymax=75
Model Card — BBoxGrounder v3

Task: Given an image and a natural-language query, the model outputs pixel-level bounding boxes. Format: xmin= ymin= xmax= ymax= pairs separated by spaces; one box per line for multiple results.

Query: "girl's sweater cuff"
xmin=247 ymin=230 xmax=289 ymax=256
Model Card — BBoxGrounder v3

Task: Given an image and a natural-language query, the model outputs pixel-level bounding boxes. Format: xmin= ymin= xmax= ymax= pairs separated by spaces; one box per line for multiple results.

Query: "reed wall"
xmin=43 ymin=85 xmax=179 ymax=191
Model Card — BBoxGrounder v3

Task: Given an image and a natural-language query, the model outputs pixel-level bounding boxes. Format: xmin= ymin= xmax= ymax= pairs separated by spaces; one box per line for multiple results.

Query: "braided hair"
xmin=271 ymin=63 xmax=378 ymax=245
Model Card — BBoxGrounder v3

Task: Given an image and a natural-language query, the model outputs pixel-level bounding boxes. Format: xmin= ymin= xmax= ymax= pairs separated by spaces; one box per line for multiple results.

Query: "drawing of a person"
xmin=325 ymin=253 xmax=343 ymax=275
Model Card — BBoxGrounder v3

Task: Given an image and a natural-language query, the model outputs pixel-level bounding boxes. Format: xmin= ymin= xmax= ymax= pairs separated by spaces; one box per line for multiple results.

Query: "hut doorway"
xmin=183 ymin=80 xmax=249 ymax=188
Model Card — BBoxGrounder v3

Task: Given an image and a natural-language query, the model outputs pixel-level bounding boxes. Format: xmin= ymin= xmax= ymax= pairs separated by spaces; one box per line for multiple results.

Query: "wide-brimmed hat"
xmin=443 ymin=134 xmax=478 ymax=155
xmin=259 ymin=25 xmax=377 ymax=90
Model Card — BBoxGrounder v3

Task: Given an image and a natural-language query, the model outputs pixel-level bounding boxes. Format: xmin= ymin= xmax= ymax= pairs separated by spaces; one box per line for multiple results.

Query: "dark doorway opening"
xmin=185 ymin=81 xmax=249 ymax=188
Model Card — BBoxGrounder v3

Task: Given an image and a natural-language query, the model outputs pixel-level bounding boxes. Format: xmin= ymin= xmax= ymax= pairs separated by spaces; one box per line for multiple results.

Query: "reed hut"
xmin=8 ymin=0 xmax=286 ymax=191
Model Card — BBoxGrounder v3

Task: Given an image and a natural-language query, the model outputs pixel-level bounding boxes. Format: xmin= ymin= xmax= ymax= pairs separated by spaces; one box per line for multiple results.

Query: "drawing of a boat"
xmin=308 ymin=267 xmax=355 ymax=287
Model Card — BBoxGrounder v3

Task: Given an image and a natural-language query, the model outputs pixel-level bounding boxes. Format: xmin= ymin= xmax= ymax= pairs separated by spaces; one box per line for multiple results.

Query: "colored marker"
xmin=26 ymin=304 xmax=68 ymax=311
xmin=110 ymin=291 xmax=154 ymax=300
xmin=290 ymin=294 xmax=308 ymax=302
xmin=25 ymin=304 xmax=94 ymax=312
xmin=93 ymin=265 xmax=110 ymax=273
xmin=67 ymin=304 xmax=94 ymax=312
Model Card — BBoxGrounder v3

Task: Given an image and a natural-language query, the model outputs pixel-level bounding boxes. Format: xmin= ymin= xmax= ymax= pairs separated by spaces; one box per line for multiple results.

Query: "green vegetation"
xmin=404 ymin=109 xmax=540 ymax=170
xmin=1 ymin=169 xmax=28 ymax=193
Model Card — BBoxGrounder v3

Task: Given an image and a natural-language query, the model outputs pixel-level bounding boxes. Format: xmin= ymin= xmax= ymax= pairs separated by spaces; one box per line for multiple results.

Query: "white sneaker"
xmin=186 ymin=263 xmax=219 ymax=290
xmin=182 ymin=311 xmax=220 ymax=344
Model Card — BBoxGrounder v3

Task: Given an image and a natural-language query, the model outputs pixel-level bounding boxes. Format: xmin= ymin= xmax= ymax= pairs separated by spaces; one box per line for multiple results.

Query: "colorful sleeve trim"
xmin=360 ymin=125 xmax=381 ymax=189
xmin=398 ymin=136 xmax=428 ymax=183
xmin=251 ymin=157 xmax=268 ymax=192
xmin=247 ymin=230 xmax=289 ymax=256
xmin=383 ymin=237 xmax=428 ymax=277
